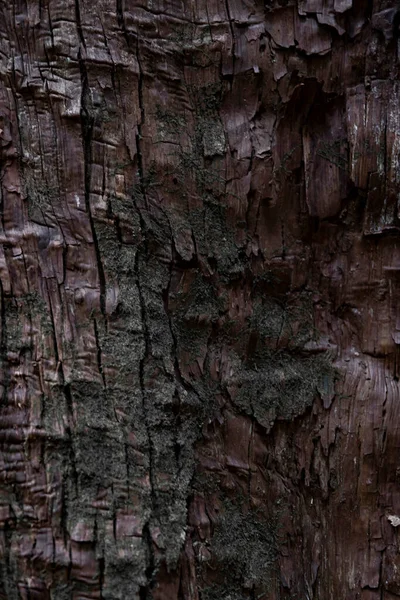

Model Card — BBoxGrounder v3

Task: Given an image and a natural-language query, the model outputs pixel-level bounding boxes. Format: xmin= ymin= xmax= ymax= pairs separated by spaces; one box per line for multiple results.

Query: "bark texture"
xmin=0 ymin=0 xmax=399 ymax=598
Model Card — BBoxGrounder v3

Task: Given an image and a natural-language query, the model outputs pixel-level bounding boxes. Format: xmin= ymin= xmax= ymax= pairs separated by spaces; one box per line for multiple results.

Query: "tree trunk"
xmin=0 ymin=0 xmax=398 ymax=598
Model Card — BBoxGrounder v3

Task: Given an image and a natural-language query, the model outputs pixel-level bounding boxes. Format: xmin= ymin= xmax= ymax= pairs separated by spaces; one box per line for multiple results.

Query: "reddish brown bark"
xmin=0 ymin=0 xmax=399 ymax=599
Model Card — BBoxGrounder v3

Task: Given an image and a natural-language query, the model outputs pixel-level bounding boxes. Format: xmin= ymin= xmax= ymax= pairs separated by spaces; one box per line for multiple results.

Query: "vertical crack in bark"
xmin=0 ymin=279 xmax=7 ymax=404
xmin=248 ymin=420 xmax=254 ymax=500
xmin=7 ymin=78 xmax=23 ymax=171
xmin=161 ymin=219 xmax=196 ymax=396
xmin=130 ymin=33 xmax=158 ymax=591
xmin=116 ymin=0 xmax=131 ymax=48
xmin=99 ymin=555 xmax=105 ymax=599
xmin=47 ymin=3 xmax=55 ymax=50
xmin=163 ymin=253 xmax=203 ymax=403
xmin=78 ymin=51 xmax=107 ymax=320
xmin=281 ymin=218 xmax=286 ymax=260
xmin=75 ymin=0 xmax=86 ymax=49
xmin=135 ymin=37 xmax=147 ymax=210
xmin=93 ymin=316 xmax=106 ymax=388
xmin=139 ymin=521 xmax=156 ymax=600
xmin=383 ymin=114 xmax=388 ymax=224
xmin=1 ymin=522 xmax=18 ymax=599
xmin=224 ymin=0 xmax=236 ymax=83
xmin=135 ymin=249 xmax=157 ymax=594
xmin=379 ymin=548 xmax=384 ymax=599
xmin=44 ymin=278 xmax=78 ymax=557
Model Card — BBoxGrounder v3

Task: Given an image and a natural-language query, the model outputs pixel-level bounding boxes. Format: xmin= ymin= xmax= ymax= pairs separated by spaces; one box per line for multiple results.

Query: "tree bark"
xmin=0 ymin=0 xmax=398 ymax=598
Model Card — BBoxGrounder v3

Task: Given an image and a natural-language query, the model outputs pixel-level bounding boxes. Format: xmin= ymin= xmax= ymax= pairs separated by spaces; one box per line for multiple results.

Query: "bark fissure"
xmin=135 ymin=248 xmax=157 ymax=593
xmin=78 ymin=51 xmax=107 ymax=319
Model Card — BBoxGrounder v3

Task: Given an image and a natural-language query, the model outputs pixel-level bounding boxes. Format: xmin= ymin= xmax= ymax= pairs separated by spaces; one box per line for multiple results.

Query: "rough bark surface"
xmin=0 ymin=0 xmax=399 ymax=598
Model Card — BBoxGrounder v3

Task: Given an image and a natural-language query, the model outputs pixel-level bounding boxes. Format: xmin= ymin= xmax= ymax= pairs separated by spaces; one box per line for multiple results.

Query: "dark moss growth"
xmin=155 ymin=105 xmax=187 ymax=140
xmin=249 ymin=293 xmax=317 ymax=350
xmin=131 ymin=163 xmax=159 ymax=202
xmin=42 ymin=386 xmax=69 ymax=436
xmin=108 ymin=193 xmax=141 ymax=226
xmin=73 ymin=428 xmax=127 ymax=484
xmin=4 ymin=300 xmax=23 ymax=354
xmin=191 ymin=470 xmax=223 ymax=495
xmin=201 ymin=584 xmax=247 ymax=600
xmin=69 ymin=380 xmax=115 ymax=428
xmin=26 ymin=179 xmax=59 ymax=208
xmin=253 ymin=269 xmax=281 ymax=289
xmin=50 ymin=584 xmax=73 ymax=600
xmin=95 ymin=223 xmax=138 ymax=275
xmin=100 ymin=328 xmax=144 ymax=378
xmin=203 ymin=502 xmax=277 ymax=594
xmin=158 ymin=82 xmax=246 ymax=281
xmin=250 ymin=299 xmax=285 ymax=341
xmin=23 ymin=292 xmax=53 ymax=335
xmin=138 ymin=375 xmax=207 ymax=569
xmin=188 ymin=82 xmax=224 ymax=118
xmin=188 ymin=204 xmax=244 ymax=278
xmin=106 ymin=163 xmax=158 ymax=237
xmin=0 ymin=541 xmax=20 ymax=600
xmin=171 ymin=83 xmax=226 ymax=189
xmin=168 ymin=23 xmax=217 ymax=67
xmin=102 ymin=541 xmax=147 ymax=600
xmin=112 ymin=279 xmax=142 ymax=322
xmin=2 ymin=293 xmax=53 ymax=355
xmin=173 ymin=273 xmax=221 ymax=321
xmin=175 ymin=321 xmax=210 ymax=360
xmin=232 ymin=350 xmax=334 ymax=428
xmin=176 ymin=146 xmax=225 ymax=191
xmin=171 ymin=273 xmax=221 ymax=358
xmin=218 ymin=317 xmax=247 ymax=344
xmin=201 ymin=119 xmax=226 ymax=157
xmin=21 ymin=166 xmax=59 ymax=220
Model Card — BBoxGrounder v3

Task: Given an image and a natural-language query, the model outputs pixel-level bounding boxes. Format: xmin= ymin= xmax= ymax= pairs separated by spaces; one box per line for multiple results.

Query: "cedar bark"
xmin=0 ymin=1 xmax=398 ymax=599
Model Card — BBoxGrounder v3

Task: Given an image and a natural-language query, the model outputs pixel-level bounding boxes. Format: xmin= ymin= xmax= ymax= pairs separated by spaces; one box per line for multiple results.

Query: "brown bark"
xmin=0 ymin=0 xmax=399 ymax=598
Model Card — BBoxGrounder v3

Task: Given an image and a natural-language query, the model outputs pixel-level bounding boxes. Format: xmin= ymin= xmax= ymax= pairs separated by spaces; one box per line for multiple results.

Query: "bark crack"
xmin=224 ymin=0 xmax=236 ymax=83
xmin=78 ymin=50 xmax=107 ymax=319
xmin=135 ymin=249 xmax=157 ymax=594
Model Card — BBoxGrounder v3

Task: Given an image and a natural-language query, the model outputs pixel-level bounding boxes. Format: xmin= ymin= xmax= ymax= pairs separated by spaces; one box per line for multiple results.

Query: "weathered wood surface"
xmin=0 ymin=0 xmax=399 ymax=598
